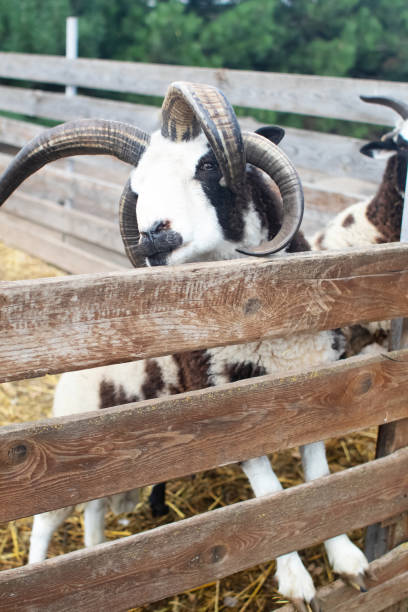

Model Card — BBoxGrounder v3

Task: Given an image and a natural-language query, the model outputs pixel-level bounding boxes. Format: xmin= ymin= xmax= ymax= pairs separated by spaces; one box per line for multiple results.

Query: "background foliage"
xmin=0 ymin=0 xmax=407 ymax=135
xmin=1 ymin=0 xmax=407 ymax=81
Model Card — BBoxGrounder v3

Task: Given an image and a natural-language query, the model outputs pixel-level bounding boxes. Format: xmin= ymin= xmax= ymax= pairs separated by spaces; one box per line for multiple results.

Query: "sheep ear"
xmin=360 ymin=139 xmax=397 ymax=159
xmin=255 ymin=126 xmax=285 ymax=145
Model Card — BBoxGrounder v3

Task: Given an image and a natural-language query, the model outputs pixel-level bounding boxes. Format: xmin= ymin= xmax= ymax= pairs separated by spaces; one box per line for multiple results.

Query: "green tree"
xmin=144 ymin=0 xmax=206 ymax=65
xmin=0 ymin=0 xmax=70 ymax=54
xmin=71 ymin=0 xmax=150 ymax=60
xmin=201 ymin=0 xmax=284 ymax=70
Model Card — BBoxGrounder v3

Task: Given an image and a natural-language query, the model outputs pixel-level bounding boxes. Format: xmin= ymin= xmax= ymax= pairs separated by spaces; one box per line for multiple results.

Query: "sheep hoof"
xmin=341 ymin=571 xmax=368 ymax=593
xmin=292 ymin=596 xmax=321 ymax=612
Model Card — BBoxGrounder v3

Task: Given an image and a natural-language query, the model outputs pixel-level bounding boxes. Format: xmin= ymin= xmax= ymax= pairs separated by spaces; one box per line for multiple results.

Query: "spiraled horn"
xmin=0 ymin=119 xmax=150 ymax=206
xmin=236 ymin=131 xmax=304 ymax=256
xmin=161 ymin=81 xmax=245 ymax=192
xmin=119 ymin=179 xmax=145 ymax=268
xmin=360 ymin=95 xmax=408 ymax=120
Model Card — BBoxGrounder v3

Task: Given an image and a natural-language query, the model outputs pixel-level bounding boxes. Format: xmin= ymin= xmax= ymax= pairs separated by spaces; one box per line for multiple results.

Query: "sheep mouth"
xmin=146 ymin=239 xmax=192 ymax=267
xmin=138 ymin=230 xmax=183 ymax=262
xmin=147 ymin=253 xmax=169 ymax=266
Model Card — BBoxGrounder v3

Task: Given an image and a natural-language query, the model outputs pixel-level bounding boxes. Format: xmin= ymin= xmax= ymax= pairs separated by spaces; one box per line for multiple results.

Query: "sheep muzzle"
xmin=137 ymin=229 xmax=183 ymax=259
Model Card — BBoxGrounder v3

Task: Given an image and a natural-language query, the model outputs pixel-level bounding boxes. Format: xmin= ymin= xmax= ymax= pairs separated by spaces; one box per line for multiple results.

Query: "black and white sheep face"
xmin=360 ymin=119 xmax=408 ymax=195
xmin=130 ymin=131 xmax=267 ymax=266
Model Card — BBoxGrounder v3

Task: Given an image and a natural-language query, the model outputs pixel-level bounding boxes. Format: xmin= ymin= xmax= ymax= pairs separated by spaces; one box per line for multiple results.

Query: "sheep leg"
xmin=84 ymin=498 xmax=108 ymax=547
xmin=149 ymin=482 xmax=169 ymax=517
xmin=241 ymin=456 xmax=319 ymax=611
xmin=29 ymin=506 xmax=74 ymax=563
xmin=300 ymin=441 xmax=369 ymax=591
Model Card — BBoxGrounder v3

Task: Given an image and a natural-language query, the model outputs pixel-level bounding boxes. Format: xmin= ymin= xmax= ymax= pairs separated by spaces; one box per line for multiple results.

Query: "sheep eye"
xmin=202 ymin=161 xmax=215 ymax=171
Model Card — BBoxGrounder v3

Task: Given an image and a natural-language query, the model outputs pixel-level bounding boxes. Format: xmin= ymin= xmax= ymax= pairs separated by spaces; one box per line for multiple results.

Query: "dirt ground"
xmin=0 ymin=241 xmax=377 ymax=611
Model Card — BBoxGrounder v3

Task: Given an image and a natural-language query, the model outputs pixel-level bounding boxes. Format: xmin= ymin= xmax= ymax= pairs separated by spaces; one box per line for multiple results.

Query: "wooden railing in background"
xmin=1 ymin=53 xmax=408 ymax=272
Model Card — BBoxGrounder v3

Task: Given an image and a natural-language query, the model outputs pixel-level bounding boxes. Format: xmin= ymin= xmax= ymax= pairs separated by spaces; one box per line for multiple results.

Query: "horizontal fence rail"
xmin=1 ymin=52 xmax=408 ymax=125
xmin=0 ymin=211 xmax=129 ymax=275
xmin=1 ymin=243 xmax=408 ymax=382
xmin=0 ymin=152 xmax=124 ymax=219
xmin=0 ymin=448 xmax=407 ymax=611
xmin=0 ymin=84 xmax=160 ymax=131
xmin=0 ymin=87 xmax=383 ymax=182
xmin=1 ymin=348 xmax=408 ymax=522
xmin=0 ymin=194 xmax=125 ymax=255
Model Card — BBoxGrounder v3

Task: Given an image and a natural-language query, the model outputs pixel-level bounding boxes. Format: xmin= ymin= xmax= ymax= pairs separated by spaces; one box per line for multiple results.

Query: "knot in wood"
xmin=209 ymin=544 xmax=227 ymax=564
xmin=8 ymin=443 xmax=28 ymax=465
xmin=357 ymin=372 xmax=372 ymax=395
xmin=244 ymin=297 xmax=261 ymax=315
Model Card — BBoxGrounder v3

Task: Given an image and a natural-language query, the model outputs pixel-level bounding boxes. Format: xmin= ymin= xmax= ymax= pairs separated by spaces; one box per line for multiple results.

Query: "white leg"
xmin=241 ymin=456 xmax=316 ymax=606
xmin=29 ymin=506 xmax=74 ymax=563
xmin=301 ymin=442 xmax=368 ymax=583
xmin=84 ymin=498 xmax=107 ymax=547
xmin=108 ymin=488 xmax=139 ymax=515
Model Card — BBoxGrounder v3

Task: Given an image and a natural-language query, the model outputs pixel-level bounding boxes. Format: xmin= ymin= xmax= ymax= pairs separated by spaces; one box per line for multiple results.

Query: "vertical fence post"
xmin=65 ymin=16 xmax=78 ymax=98
xmin=64 ymin=16 xmax=78 ymax=212
xmin=364 ymin=169 xmax=408 ymax=579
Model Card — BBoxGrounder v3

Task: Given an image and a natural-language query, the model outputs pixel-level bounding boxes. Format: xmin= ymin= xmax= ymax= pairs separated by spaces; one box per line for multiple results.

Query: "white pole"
xmin=65 ymin=16 xmax=78 ymax=98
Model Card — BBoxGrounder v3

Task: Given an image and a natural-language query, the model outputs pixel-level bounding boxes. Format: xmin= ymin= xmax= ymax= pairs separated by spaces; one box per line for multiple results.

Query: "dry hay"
xmin=0 ymin=241 xmax=377 ymax=611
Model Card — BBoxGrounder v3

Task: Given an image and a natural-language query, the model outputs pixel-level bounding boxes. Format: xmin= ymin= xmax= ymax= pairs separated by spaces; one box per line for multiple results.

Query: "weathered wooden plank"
xmin=0 ymin=116 xmax=43 ymax=147
xmin=240 ymin=117 xmax=386 ymax=183
xmin=0 ymin=449 xmax=407 ymax=611
xmin=0 ymin=152 xmax=123 ymax=219
xmin=1 ymin=190 xmax=125 ymax=254
xmin=0 ymin=93 xmax=386 ymax=182
xmin=280 ymin=543 xmax=408 ymax=611
xmin=0 ymin=84 xmax=159 ymax=132
xmin=1 ymin=348 xmax=408 ymax=522
xmin=1 ymin=243 xmax=408 ymax=382
xmin=1 ymin=53 xmax=408 ymax=125
xmin=0 ymin=211 xmax=128 ymax=275
xmin=0 ymin=118 xmax=131 ymax=183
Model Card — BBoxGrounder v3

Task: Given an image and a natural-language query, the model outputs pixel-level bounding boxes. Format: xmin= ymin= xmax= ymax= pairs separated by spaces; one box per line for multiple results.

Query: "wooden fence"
xmin=0 ymin=243 xmax=408 ymax=610
xmin=1 ymin=53 xmax=408 ymax=272
xmin=0 ymin=54 xmax=408 ymax=610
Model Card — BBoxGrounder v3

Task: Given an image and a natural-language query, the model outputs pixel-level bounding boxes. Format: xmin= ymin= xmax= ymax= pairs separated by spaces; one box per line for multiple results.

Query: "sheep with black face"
xmin=0 ymin=82 xmax=368 ymax=611
xmin=311 ymin=96 xmax=408 ymax=353
xmin=312 ymin=96 xmax=408 ymax=252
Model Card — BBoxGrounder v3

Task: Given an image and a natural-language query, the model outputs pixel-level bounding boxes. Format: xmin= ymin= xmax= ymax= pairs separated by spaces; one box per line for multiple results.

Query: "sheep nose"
xmin=141 ymin=220 xmax=171 ymax=241
xmin=138 ymin=220 xmax=182 ymax=259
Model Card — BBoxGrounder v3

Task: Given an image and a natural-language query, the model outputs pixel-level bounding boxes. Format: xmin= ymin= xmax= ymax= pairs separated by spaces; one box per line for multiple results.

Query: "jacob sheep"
xmin=0 ymin=81 xmax=368 ymax=611
xmin=310 ymin=95 xmax=408 ymax=353
xmin=311 ymin=96 xmax=408 ymax=251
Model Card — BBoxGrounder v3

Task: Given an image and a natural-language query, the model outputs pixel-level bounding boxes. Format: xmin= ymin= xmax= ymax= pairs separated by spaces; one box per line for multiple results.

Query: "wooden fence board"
xmin=239 ymin=117 xmax=386 ymax=183
xmin=0 ymin=448 xmax=407 ymax=611
xmin=0 ymin=88 xmax=386 ymax=182
xmin=0 ymin=211 xmax=128 ymax=275
xmin=1 ymin=191 xmax=125 ymax=254
xmin=280 ymin=543 xmax=408 ymax=611
xmin=1 ymin=52 xmax=408 ymax=125
xmin=0 ymin=117 xmax=131 ymax=183
xmin=1 ymin=243 xmax=408 ymax=382
xmin=0 ymin=152 xmax=123 ymax=219
xmin=1 ymin=348 xmax=408 ymax=522
xmin=0 ymin=84 xmax=160 ymax=132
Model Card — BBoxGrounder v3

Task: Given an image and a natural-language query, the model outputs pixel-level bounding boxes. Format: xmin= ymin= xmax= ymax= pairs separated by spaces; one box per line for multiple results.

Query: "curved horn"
xmin=161 ymin=81 xmax=245 ymax=192
xmin=360 ymin=95 xmax=408 ymax=120
xmin=0 ymin=119 xmax=150 ymax=206
xmin=236 ymin=131 xmax=304 ymax=257
xmin=119 ymin=179 xmax=145 ymax=268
